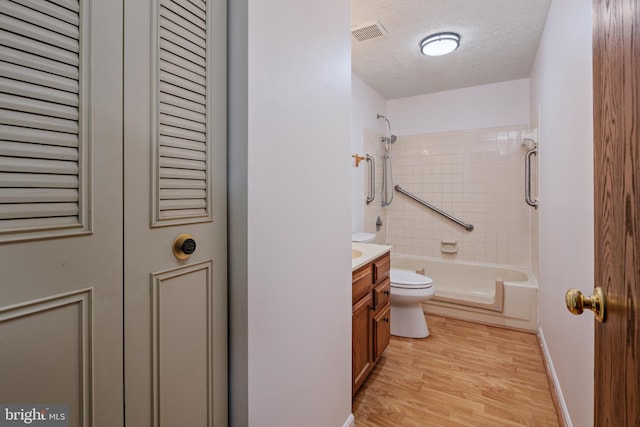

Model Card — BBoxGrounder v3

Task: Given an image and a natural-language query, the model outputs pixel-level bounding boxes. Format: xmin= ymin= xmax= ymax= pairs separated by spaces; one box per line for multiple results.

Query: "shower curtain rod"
xmin=394 ymin=185 xmax=474 ymax=232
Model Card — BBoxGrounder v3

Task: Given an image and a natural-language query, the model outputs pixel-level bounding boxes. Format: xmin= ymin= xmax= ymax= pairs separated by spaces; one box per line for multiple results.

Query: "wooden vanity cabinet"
xmin=352 ymin=251 xmax=391 ymax=397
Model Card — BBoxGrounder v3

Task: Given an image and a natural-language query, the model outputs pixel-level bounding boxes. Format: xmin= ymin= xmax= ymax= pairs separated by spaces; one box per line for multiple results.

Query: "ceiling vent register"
xmin=351 ymin=20 xmax=388 ymax=42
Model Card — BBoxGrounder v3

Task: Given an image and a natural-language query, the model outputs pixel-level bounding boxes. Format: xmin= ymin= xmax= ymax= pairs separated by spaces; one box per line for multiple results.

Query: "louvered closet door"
xmin=123 ymin=0 xmax=227 ymax=425
xmin=0 ymin=0 xmax=124 ymax=426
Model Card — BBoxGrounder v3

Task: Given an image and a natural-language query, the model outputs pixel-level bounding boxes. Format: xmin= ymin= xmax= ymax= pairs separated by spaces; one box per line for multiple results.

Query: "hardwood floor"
xmin=353 ymin=315 xmax=560 ymax=426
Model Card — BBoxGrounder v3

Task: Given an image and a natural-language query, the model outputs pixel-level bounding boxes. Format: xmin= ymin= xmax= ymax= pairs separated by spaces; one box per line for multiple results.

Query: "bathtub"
xmin=392 ymin=254 xmax=538 ymax=331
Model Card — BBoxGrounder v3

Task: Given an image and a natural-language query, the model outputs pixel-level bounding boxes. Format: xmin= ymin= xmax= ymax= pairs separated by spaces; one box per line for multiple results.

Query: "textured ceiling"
xmin=351 ymin=0 xmax=551 ymax=99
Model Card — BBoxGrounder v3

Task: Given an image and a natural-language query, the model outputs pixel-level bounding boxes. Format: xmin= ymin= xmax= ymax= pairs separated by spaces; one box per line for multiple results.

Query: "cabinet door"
xmin=374 ymin=304 xmax=391 ymax=360
xmin=352 ymin=293 xmax=373 ymax=396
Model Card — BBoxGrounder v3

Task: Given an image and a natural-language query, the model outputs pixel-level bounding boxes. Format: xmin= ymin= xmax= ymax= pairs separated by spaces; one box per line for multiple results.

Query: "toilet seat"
xmin=390 ymin=268 xmax=433 ymax=289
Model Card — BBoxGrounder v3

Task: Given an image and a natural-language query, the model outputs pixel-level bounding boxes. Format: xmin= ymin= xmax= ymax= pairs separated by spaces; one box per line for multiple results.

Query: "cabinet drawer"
xmin=373 ymin=278 xmax=390 ymax=309
xmin=373 ymin=253 xmax=390 ymax=284
xmin=352 ymin=266 xmax=372 ymax=304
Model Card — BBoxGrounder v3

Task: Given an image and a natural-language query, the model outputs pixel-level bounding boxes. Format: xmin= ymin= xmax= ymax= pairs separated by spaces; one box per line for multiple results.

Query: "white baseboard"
xmin=538 ymin=327 xmax=572 ymax=427
xmin=342 ymin=413 xmax=354 ymax=427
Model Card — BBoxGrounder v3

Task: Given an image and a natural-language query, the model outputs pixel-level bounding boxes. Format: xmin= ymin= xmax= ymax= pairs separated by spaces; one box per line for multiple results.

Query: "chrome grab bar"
xmin=525 ymin=148 xmax=539 ymax=209
xmin=394 ymin=185 xmax=474 ymax=232
xmin=365 ymin=154 xmax=375 ymax=205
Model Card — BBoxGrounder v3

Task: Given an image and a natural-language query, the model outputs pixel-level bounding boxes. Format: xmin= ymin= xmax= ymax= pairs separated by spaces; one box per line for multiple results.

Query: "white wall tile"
xmin=365 ymin=125 xmax=532 ymax=267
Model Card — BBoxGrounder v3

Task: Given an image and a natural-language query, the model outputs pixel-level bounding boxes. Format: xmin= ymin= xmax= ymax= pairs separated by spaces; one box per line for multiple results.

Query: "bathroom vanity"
xmin=351 ymin=243 xmax=392 ymax=396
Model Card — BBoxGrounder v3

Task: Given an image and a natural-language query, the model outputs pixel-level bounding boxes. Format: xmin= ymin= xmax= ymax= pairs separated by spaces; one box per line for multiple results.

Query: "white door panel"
xmin=124 ymin=0 xmax=227 ymax=425
xmin=0 ymin=0 xmax=123 ymax=426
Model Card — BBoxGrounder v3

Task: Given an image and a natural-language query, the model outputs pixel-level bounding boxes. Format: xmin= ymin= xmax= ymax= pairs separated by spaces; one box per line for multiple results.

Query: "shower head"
xmin=377 ymin=114 xmax=391 ymax=132
xmin=381 ymin=135 xmax=397 ymax=144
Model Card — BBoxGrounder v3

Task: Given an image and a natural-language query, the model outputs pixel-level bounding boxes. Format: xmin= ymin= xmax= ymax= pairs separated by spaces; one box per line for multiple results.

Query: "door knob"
xmin=173 ymin=234 xmax=196 ymax=260
xmin=565 ymin=287 xmax=605 ymax=322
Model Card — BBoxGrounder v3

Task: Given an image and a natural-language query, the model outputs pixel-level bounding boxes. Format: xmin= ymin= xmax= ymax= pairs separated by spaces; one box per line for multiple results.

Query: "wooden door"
xmin=0 ymin=0 xmax=124 ymax=426
xmin=593 ymin=0 xmax=640 ymax=424
xmin=123 ymin=0 xmax=227 ymax=425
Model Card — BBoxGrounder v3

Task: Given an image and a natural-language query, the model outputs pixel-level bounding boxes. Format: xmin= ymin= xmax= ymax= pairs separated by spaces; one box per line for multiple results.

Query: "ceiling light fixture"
xmin=420 ymin=32 xmax=460 ymax=56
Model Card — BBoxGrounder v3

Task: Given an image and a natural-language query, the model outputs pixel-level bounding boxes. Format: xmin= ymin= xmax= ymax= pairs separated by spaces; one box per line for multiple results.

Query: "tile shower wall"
xmin=364 ymin=125 xmax=532 ymax=268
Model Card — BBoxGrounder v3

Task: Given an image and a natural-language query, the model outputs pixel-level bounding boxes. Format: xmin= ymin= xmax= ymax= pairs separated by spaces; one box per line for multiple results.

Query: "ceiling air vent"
xmin=351 ymin=20 xmax=388 ymax=42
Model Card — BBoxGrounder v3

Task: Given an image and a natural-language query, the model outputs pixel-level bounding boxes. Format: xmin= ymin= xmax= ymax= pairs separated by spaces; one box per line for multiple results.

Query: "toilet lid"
xmin=390 ymin=268 xmax=433 ymax=289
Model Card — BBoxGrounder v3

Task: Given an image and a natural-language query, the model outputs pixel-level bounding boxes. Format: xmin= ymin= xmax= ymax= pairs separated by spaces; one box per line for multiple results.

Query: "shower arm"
xmin=377 ymin=113 xmax=392 ymax=140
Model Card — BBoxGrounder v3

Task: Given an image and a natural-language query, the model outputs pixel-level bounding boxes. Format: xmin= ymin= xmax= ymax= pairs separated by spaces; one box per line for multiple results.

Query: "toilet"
xmin=390 ymin=268 xmax=435 ymax=338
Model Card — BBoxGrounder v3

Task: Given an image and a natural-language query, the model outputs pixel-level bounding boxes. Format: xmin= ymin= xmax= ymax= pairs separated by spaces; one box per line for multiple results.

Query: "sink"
xmin=352 ymin=249 xmax=363 ymax=259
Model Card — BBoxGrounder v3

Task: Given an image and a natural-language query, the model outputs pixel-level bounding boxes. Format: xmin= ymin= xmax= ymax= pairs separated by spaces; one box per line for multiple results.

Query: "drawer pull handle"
xmin=383 ymin=290 xmax=390 ymax=295
xmin=383 ymin=318 xmax=390 ymax=323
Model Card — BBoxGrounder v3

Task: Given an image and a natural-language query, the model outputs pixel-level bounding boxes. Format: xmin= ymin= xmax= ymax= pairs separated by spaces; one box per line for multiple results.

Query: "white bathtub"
xmin=392 ymin=254 xmax=538 ymax=331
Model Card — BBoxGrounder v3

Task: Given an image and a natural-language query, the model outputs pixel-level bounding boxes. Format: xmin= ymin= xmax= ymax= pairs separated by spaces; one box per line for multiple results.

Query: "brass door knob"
xmin=173 ymin=234 xmax=196 ymax=260
xmin=565 ymin=287 xmax=605 ymax=322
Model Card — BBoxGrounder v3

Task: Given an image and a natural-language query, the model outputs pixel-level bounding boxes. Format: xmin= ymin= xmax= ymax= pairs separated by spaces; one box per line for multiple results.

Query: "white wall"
xmin=351 ymin=75 xmax=387 ymax=234
xmin=387 ymin=79 xmax=530 ymax=135
xmin=530 ymin=0 xmax=594 ymax=425
xmin=229 ymin=0 xmax=353 ymax=426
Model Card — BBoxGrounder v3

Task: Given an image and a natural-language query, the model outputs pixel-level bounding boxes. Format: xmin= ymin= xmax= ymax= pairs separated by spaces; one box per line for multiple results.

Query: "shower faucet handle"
xmin=352 ymin=154 xmax=366 ymax=167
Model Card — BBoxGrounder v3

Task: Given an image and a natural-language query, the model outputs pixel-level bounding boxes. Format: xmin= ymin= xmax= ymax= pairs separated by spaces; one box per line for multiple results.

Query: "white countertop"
xmin=352 ymin=242 xmax=392 ymax=271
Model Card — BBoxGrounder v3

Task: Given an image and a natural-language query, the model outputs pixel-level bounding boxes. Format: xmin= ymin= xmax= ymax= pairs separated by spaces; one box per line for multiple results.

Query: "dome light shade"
xmin=420 ymin=32 xmax=460 ymax=56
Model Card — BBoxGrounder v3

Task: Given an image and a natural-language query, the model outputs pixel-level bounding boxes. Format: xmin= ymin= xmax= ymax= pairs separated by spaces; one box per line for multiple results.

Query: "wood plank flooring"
xmin=353 ymin=315 xmax=559 ymax=426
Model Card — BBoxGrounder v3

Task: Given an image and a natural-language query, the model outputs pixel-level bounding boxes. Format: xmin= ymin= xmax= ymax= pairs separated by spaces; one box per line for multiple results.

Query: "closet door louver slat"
xmin=0 ymin=94 xmax=78 ymax=120
xmin=159 ymin=167 xmax=206 ymax=180
xmin=0 ymin=172 xmax=78 ymax=188
xmin=47 ymin=0 xmax=79 ymax=14
xmin=159 ymin=91 xmax=206 ymax=115
xmin=0 ymin=29 xmax=79 ymax=66
xmin=0 ymin=62 xmax=79 ymax=93
xmin=160 ymin=0 xmax=206 ymax=31
xmin=159 ymin=134 xmax=206 ymax=152
xmin=159 ymin=146 xmax=206 ymax=162
xmin=0 ymin=140 xmax=78 ymax=161
xmin=159 ymin=38 xmax=206 ymax=69
xmin=155 ymin=0 xmax=210 ymax=225
xmin=0 ymin=188 xmax=78 ymax=204
xmin=13 ymin=0 xmax=79 ymax=25
xmin=0 ymin=1 xmax=79 ymax=39
xmin=0 ymin=44 xmax=79 ymax=79
xmin=0 ymin=13 xmax=79 ymax=53
xmin=159 ymin=81 xmax=205 ymax=106
xmin=0 ymin=0 xmax=87 ymax=240
xmin=160 ymin=17 xmax=205 ymax=50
